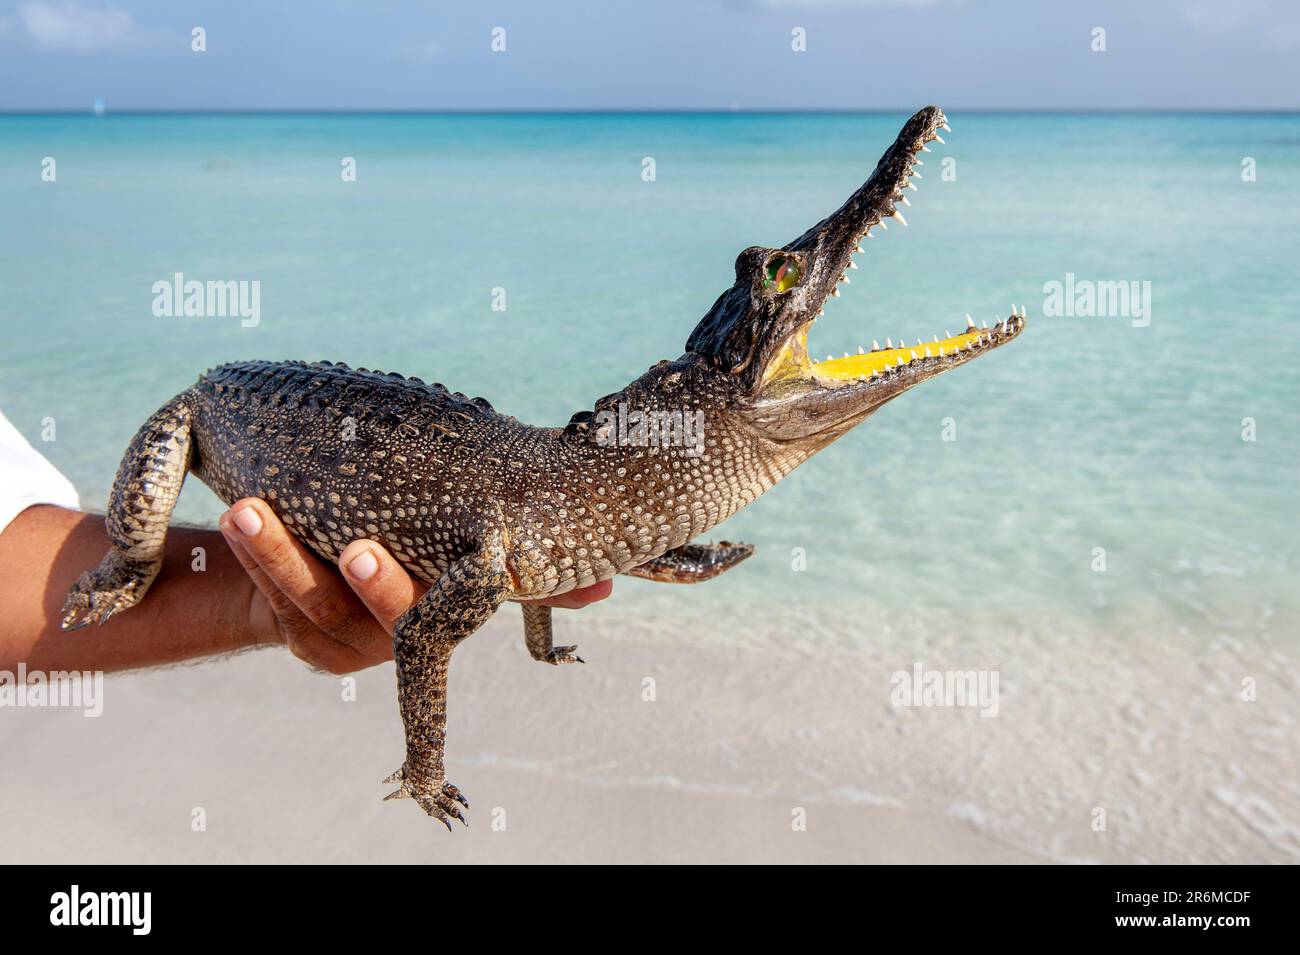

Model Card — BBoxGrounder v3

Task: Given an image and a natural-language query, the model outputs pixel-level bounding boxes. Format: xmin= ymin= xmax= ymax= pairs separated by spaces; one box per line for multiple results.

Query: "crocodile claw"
xmin=545 ymin=645 xmax=584 ymax=665
xmin=59 ymin=566 xmax=151 ymax=631
xmin=382 ymin=766 xmax=470 ymax=828
xmin=59 ymin=551 xmax=160 ymax=632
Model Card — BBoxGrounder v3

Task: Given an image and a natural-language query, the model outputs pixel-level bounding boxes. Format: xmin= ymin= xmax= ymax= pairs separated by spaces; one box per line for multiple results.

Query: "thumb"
xmin=337 ymin=540 xmax=424 ymax=636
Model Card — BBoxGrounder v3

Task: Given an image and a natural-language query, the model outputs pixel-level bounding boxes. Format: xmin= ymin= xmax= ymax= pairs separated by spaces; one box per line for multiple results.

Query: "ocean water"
xmin=0 ymin=112 xmax=1296 ymax=640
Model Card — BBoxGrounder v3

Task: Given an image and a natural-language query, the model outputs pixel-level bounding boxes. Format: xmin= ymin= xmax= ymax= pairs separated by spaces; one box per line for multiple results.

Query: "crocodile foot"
xmin=60 ymin=555 xmax=159 ymax=631
xmin=383 ymin=765 xmax=470 ymax=830
xmin=544 ymin=645 xmax=584 ymax=665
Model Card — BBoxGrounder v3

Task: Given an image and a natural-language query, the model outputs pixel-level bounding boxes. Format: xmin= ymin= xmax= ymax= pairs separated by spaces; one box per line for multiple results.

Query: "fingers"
xmin=219 ymin=512 xmax=307 ymax=626
xmin=523 ymin=578 xmax=613 ymax=610
xmin=220 ymin=499 xmax=390 ymax=669
xmin=221 ymin=499 xmax=347 ymax=621
xmin=338 ymin=539 xmax=424 ymax=636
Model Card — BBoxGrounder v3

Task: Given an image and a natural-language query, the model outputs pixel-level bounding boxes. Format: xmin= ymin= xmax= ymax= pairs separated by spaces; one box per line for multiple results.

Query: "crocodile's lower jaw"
xmin=810 ymin=311 xmax=1027 ymax=383
xmin=761 ymin=308 xmax=1027 ymax=397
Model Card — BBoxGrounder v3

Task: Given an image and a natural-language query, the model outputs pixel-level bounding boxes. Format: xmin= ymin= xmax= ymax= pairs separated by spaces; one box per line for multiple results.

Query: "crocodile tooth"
xmin=916 ymin=339 xmax=923 ymax=347
xmin=885 ymin=337 xmax=893 ymax=349
xmin=924 ymin=347 xmax=932 ymax=357
xmin=830 ymin=287 xmax=840 ymax=297
xmin=939 ymin=346 xmax=946 ymax=356
xmin=945 ymin=330 xmax=952 ymax=339
xmin=982 ymin=319 xmax=989 ymax=329
xmin=941 ymin=121 xmax=952 ymax=132
xmin=893 ymin=211 xmax=908 ymax=226
xmin=1020 ymin=305 xmax=1027 ymax=317
xmin=872 ymin=339 xmax=881 ymax=351
xmin=879 ymin=220 xmax=888 ymax=230
xmin=900 ymin=196 xmax=911 ymax=207
xmin=914 ymin=158 xmax=924 ymax=166
xmin=965 ymin=315 xmax=975 ymax=328
xmin=896 ymin=356 xmax=906 ymax=365
xmin=855 ymin=244 xmax=865 ymax=252
xmin=921 ymin=145 xmax=931 ymax=152
xmin=912 ymin=171 xmax=923 ymax=179
xmin=848 ymin=260 xmax=858 ymax=269
xmin=934 ymin=135 xmax=945 ymax=144
xmin=857 ymin=345 xmax=864 ymax=354
xmin=932 ymin=335 xmax=939 ymax=342
xmin=841 ymin=275 xmax=851 ymax=284
xmin=906 ymin=181 xmax=918 ymax=190
xmin=909 ymin=350 xmax=919 ymax=361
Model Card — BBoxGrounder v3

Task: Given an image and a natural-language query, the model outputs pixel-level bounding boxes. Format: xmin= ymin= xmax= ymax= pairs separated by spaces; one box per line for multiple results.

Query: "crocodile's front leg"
xmin=383 ymin=538 xmax=510 ymax=830
xmin=624 ymin=540 xmax=755 ymax=584
xmin=521 ymin=603 xmax=583 ymax=665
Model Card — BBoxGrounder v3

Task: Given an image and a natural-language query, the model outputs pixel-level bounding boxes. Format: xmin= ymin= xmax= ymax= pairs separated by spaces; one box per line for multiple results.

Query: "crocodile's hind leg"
xmin=60 ymin=395 xmax=193 ymax=631
xmin=521 ymin=603 xmax=584 ymax=665
xmin=383 ymin=537 xmax=511 ymax=829
xmin=623 ymin=540 xmax=755 ymax=584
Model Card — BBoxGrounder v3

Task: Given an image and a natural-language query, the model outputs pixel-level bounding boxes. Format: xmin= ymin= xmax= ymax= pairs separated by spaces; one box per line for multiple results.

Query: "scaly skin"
xmin=61 ymin=106 xmax=1026 ymax=828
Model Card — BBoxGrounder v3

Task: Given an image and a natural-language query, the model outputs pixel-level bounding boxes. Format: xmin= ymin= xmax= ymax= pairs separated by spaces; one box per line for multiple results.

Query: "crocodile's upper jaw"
xmin=685 ymin=105 xmax=1026 ymax=447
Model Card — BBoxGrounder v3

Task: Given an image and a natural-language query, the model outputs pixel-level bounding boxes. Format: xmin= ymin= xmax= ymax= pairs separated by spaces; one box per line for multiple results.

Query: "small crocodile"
xmin=61 ymin=106 xmax=1025 ymax=828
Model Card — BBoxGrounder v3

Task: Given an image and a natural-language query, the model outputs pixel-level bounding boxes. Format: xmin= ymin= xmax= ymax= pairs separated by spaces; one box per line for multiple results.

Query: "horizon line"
xmin=2 ymin=107 xmax=1299 ymax=117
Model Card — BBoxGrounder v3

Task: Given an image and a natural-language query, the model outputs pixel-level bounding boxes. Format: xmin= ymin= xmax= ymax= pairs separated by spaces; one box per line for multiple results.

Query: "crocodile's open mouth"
xmin=764 ymin=311 xmax=1026 ymax=390
xmin=755 ymin=106 xmax=1026 ymax=407
xmin=685 ymin=105 xmax=1027 ymax=441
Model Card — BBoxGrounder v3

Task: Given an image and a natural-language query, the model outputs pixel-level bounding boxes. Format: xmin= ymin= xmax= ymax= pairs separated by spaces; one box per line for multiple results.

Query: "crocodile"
xmin=60 ymin=105 xmax=1026 ymax=829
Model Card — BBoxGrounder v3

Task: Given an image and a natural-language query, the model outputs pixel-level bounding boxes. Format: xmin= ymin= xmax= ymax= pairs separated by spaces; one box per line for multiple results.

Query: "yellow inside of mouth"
xmin=811 ymin=328 xmax=985 ymax=380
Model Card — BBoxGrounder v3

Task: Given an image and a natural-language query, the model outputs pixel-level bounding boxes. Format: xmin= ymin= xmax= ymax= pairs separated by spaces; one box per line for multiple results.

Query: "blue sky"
xmin=0 ymin=0 xmax=1297 ymax=111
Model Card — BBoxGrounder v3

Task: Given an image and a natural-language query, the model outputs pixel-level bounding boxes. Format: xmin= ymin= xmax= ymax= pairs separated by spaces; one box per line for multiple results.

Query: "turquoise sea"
xmin=1 ymin=112 xmax=1297 ymax=646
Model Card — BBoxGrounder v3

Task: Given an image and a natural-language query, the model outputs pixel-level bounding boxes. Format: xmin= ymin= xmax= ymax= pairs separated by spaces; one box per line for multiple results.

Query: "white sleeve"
xmin=0 ymin=410 xmax=82 ymax=535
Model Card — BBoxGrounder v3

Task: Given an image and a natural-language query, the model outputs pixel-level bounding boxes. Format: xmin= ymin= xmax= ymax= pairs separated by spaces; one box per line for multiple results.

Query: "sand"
xmin=2 ymin=595 xmax=1295 ymax=864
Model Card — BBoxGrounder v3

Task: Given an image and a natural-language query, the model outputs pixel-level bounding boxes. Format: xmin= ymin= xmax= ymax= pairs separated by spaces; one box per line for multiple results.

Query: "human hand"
xmin=219 ymin=498 xmax=611 ymax=674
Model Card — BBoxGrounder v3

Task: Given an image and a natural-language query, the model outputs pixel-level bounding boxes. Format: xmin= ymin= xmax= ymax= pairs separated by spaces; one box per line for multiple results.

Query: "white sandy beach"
xmin=2 ymin=582 xmax=1294 ymax=864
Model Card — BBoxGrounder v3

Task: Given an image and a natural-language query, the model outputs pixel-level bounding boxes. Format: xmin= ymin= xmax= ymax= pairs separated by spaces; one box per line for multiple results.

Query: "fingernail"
xmin=232 ymin=506 xmax=263 ymax=538
xmin=345 ymin=549 xmax=379 ymax=581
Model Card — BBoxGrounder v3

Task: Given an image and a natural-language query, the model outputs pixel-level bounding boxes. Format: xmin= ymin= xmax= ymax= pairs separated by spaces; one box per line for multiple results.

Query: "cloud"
xmin=19 ymin=2 xmax=134 ymax=52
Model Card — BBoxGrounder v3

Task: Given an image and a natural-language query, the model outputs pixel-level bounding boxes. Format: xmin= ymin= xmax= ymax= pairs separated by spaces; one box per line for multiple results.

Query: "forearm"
xmin=0 ymin=505 xmax=268 ymax=672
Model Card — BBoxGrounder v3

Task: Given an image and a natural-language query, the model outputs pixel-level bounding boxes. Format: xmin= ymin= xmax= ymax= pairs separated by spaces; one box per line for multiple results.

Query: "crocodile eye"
xmin=763 ymin=255 xmax=801 ymax=293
